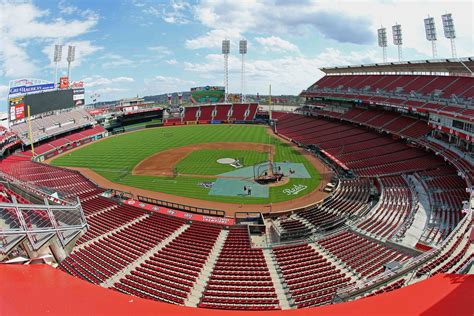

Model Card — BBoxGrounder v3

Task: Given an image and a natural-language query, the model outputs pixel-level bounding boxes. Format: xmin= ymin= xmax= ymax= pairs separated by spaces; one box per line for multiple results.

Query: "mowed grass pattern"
xmin=176 ymin=149 xmax=267 ymax=175
xmin=51 ymin=125 xmax=320 ymax=204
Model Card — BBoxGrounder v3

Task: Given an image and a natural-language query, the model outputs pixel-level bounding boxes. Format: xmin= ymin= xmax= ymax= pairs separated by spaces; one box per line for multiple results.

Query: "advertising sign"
xmin=59 ymin=77 xmax=69 ymax=89
xmin=9 ymin=83 xmax=55 ymax=95
xmin=73 ymin=94 xmax=85 ymax=101
xmin=14 ymin=104 xmax=25 ymax=120
xmin=70 ymin=81 xmax=84 ymax=88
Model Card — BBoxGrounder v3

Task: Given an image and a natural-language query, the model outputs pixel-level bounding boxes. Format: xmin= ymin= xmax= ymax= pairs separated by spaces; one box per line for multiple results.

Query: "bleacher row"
xmin=22 ymin=125 xmax=105 ymax=156
xmin=11 ymin=108 xmax=96 ymax=144
xmin=302 ymin=74 xmax=473 ymax=118
xmin=170 ymin=103 xmax=258 ymax=124
xmin=275 ymin=113 xmax=444 ymax=176
xmin=312 ymin=107 xmax=433 ymax=140
xmin=417 ymin=166 xmax=469 ymax=245
xmin=356 ymin=176 xmax=413 ymax=240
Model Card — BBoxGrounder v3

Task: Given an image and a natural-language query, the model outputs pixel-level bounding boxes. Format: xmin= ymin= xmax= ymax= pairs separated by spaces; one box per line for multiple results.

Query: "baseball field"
xmin=51 ymin=124 xmax=321 ymax=204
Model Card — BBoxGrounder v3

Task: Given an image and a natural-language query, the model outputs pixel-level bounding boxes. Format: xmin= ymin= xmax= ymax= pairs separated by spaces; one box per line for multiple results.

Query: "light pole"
xmin=442 ymin=13 xmax=457 ymax=58
xmin=222 ymin=40 xmax=230 ymax=103
xmin=239 ymin=39 xmax=247 ymax=103
xmin=392 ymin=24 xmax=403 ymax=62
xmin=53 ymin=44 xmax=63 ymax=89
xmin=67 ymin=45 xmax=76 ymax=80
xmin=424 ymin=17 xmax=438 ymax=59
xmin=377 ymin=27 xmax=387 ymax=63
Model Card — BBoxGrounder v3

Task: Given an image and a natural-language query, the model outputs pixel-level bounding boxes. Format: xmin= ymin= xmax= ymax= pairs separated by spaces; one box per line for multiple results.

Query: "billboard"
xmin=9 ymin=89 xmax=75 ymax=121
xmin=73 ymin=88 xmax=85 ymax=106
xmin=190 ymin=86 xmax=225 ymax=104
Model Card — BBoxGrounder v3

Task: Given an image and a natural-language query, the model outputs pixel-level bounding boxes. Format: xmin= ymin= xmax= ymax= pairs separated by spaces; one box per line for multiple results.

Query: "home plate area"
xmin=207 ymin=162 xmax=311 ymax=198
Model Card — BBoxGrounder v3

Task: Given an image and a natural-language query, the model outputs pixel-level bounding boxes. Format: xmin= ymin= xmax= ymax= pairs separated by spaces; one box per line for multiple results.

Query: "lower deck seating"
xmin=317 ymin=230 xmax=411 ymax=278
xmin=114 ymin=222 xmax=222 ymax=305
xmin=198 ymin=227 xmax=280 ymax=310
xmin=273 ymin=244 xmax=351 ymax=308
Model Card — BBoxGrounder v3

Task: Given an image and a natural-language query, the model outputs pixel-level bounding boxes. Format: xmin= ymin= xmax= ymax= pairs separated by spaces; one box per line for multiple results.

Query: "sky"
xmin=0 ymin=0 xmax=473 ymax=111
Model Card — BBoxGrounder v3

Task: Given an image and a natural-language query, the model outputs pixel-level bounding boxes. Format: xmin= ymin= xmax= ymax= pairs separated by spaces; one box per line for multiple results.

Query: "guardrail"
xmin=137 ymin=195 xmax=226 ymax=217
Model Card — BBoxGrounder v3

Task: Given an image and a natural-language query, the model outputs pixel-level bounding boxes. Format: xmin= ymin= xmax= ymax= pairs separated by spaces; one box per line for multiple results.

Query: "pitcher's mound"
xmin=217 ymin=158 xmax=236 ymax=164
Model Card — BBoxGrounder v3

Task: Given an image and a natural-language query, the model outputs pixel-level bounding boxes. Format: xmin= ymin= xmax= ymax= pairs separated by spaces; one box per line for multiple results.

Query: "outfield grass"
xmin=51 ymin=125 xmax=320 ymax=204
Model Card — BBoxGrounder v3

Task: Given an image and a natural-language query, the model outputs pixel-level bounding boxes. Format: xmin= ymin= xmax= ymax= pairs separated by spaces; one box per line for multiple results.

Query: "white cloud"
xmin=143 ymin=75 xmax=196 ymax=94
xmin=163 ymin=0 xmax=192 ymax=24
xmin=0 ymin=1 xmax=99 ymax=78
xmin=190 ymin=1 xmax=473 ymax=59
xmin=81 ymin=75 xmax=135 ymax=88
xmin=185 ymin=29 xmax=243 ymax=50
xmin=148 ymin=45 xmax=172 ymax=56
xmin=137 ymin=0 xmax=192 ymax=24
xmin=193 ymin=1 xmax=374 ymax=45
xmin=255 ymin=36 xmax=299 ymax=53
xmin=183 ymin=48 xmax=378 ymax=95
xmin=42 ymin=40 xmax=103 ymax=71
xmin=100 ymin=53 xmax=133 ymax=69
xmin=165 ymin=59 xmax=178 ymax=65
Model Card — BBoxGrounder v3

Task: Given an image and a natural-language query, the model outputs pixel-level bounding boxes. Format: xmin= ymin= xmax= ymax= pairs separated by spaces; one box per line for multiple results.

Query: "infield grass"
xmin=51 ymin=125 xmax=320 ymax=204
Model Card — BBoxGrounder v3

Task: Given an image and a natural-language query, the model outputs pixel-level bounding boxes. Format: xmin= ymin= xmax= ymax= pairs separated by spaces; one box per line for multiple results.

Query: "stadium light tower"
xmin=377 ymin=27 xmax=388 ymax=63
xmin=239 ymin=39 xmax=247 ymax=103
xmin=222 ymin=40 xmax=230 ymax=103
xmin=392 ymin=24 xmax=403 ymax=62
xmin=53 ymin=44 xmax=63 ymax=89
xmin=424 ymin=16 xmax=438 ymax=59
xmin=66 ymin=45 xmax=76 ymax=80
xmin=442 ymin=13 xmax=457 ymax=58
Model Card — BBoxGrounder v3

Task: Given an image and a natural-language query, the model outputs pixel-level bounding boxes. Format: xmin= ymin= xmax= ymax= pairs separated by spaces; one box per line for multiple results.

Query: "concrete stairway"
xmin=101 ymin=223 xmax=189 ymax=287
xmin=263 ymin=249 xmax=292 ymax=309
xmin=184 ymin=229 xmax=229 ymax=307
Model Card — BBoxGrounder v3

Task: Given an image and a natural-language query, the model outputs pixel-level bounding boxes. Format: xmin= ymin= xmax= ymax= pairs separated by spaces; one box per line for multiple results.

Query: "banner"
xmin=9 ymin=83 xmax=55 ymax=95
xmin=14 ymin=104 xmax=25 ymax=120
xmin=59 ymin=77 xmax=69 ymax=89
xmin=70 ymin=81 xmax=84 ymax=88
xmin=73 ymin=88 xmax=85 ymax=95
xmin=125 ymin=199 xmax=235 ymax=225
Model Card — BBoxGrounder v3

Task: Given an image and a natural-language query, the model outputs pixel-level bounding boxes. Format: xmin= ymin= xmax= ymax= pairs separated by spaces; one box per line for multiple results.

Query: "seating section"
xmin=11 ymin=108 xmax=95 ymax=144
xmin=297 ymin=178 xmax=370 ymax=229
xmin=273 ymin=244 xmax=351 ymax=308
xmin=356 ymin=176 xmax=413 ymax=239
xmin=417 ymin=168 xmax=468 ymax=245
xmin=303 ymin=74 xmax=474 ymax=115
xmin=198 ymin=227 xmax=280 ymax=310
xmin=272 ymin=218 xmax=312 ymax=240
xmin=59 ymin=212 xmax=184 ymax=285
xmin=0 ymin=126 xmax=21 ymax=155
xmin=184 ymin=106 xmax=199 ymax=121
xmin=275 ymin=113 xmax=444 ymax=176
xmin=114 ymin=222 xmax=222 ymax=305
xmin=317 ymin=230 xmax=411 ymax=278
xmin=181 ymin=104 xmax=257 ymax=122
xmin=416 ymin=221 xmax=471 ymax=277
xmin=0 ymin=160 xmax=97 ymax=198
xmin=24 ymin=125 xmax=105 ymax=156
xmin=213 ymin=104 xmax=231 ymax=121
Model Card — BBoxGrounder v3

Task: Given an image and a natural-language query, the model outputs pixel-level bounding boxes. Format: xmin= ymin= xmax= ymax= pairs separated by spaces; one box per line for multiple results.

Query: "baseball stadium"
xmin=0 ymin=2 xmax=473 ymax=316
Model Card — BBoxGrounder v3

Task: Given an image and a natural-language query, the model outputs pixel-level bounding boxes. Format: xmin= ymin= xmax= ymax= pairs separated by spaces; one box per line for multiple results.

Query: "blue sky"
xmin=0 ymin=0 xmax=473 ymax=111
